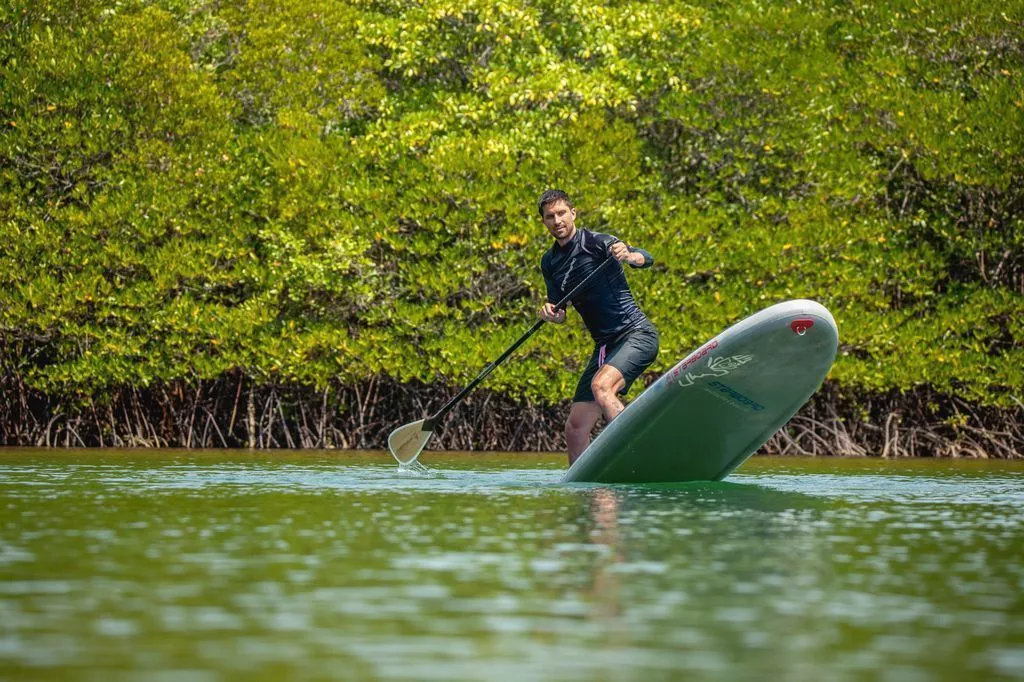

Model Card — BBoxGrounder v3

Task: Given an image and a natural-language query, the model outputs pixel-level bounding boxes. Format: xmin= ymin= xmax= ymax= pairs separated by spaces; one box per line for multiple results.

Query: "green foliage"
xmin=1 ymin=0 xmax=1022 ymax=407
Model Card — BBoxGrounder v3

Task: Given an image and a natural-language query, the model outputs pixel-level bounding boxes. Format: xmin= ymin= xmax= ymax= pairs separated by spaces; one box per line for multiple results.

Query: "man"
xmin=537 ymin=189 xmax=659 ymax=465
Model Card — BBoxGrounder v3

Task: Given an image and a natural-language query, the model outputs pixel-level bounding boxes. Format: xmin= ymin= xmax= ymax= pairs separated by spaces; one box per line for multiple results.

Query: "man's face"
xmin=541 ymin=200 xmax=577 ymax=242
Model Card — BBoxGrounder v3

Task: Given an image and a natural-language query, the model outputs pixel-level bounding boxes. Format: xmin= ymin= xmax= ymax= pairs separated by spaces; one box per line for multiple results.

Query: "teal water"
xmin=2 ymin=450 xmax=1023 ymax=681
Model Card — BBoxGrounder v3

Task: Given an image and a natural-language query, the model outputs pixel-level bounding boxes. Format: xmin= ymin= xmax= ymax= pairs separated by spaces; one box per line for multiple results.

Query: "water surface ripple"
xmin=2 ymin=451 xmax=1022 ymax=681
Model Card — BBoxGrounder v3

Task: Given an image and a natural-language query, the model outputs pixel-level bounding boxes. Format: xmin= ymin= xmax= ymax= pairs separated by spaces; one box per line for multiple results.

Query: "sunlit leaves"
xmin=1 ymin=0 xmax=1021 ymax=410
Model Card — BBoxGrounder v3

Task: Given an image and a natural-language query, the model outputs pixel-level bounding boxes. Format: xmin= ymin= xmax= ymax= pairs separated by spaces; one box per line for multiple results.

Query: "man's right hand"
xmin=539 ymin=302 xmax=566 ymax=324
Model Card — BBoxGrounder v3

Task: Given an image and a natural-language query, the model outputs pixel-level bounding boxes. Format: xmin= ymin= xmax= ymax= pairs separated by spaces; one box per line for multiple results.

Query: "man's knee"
xmin=590 ymin=379 xmax=612 ymax=401
xmin=564 ymin=413 xmax=586 ymax=436
xmin=591 ymin=373 xmax=624 ymax=403
xmin=565 ymin=406 xmax=599 ymax=436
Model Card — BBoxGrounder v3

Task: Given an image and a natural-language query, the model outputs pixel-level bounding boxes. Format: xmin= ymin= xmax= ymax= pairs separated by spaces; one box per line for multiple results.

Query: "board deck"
xmin=562 ymin=299 xmax=839 ymax=484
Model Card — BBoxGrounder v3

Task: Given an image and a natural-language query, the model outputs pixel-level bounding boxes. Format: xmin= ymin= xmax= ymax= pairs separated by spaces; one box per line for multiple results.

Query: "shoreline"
xmin=2 ymin=376 xmax=1020 ymax=458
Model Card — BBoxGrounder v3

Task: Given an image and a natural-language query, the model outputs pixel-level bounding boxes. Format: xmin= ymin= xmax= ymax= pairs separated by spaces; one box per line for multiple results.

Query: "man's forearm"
xmin=626 ymin=246 xmax=654 ymax=268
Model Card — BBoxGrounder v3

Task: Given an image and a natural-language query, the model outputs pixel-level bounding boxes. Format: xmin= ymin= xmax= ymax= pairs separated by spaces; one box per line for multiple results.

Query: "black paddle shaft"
xmin=425 ymin=256 xmax=616 ymax=429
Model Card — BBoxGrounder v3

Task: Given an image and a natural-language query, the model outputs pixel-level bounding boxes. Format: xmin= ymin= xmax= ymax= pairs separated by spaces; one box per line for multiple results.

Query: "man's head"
xmin=538 ymin=189 xmax=573 ymax=217
xmin=538 ymin=189 xmax=577 ymax=244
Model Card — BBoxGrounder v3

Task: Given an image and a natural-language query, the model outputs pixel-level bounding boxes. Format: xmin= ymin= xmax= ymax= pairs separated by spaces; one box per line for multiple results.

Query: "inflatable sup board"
xmin=562 ymin=299 xmax=838 ymax=484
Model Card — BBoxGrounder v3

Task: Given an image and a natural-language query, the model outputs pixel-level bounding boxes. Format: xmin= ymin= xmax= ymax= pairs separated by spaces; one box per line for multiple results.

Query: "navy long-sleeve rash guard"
xmin=540 ymin=228 xmax=654 ymax=345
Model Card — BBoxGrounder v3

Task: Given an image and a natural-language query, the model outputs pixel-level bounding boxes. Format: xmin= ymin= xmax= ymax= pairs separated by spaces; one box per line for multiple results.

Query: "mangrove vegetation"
xmin=1 ymin=0 xmax=1022 ymax=455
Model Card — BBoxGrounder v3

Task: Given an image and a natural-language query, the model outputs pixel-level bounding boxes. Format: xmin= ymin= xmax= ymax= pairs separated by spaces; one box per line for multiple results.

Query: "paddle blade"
xmin=387 ymin=419 xmax=434 ymax=465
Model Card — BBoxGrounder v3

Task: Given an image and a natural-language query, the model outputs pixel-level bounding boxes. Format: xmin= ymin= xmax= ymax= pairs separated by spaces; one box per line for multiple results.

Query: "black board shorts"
xmin=573 ymin=322 xmax=659 ymax=404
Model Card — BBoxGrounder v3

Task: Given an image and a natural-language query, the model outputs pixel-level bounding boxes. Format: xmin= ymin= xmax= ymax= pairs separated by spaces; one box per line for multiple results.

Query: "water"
xmin=2 ymin=450 xmax=1023 ymax=681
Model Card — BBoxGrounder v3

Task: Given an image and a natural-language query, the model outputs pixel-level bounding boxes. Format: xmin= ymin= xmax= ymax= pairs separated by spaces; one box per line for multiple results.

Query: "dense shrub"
xmin=2 ymin=0 xmax=1021 ymax=447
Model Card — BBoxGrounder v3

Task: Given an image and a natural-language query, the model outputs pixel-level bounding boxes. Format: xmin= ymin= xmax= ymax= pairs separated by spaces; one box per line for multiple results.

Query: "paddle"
xmin=387 ymin=255 xmax=616 ymax=466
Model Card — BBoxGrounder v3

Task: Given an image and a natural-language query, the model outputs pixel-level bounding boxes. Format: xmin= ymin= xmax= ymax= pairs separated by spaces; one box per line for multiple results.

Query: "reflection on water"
xmin=1 ymin=450 xmax=1023 ymax=681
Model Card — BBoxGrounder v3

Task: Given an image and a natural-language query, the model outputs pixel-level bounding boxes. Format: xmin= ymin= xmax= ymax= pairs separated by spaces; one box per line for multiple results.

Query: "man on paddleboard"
xmin=537 ymin=189 xmax=659 ymax=464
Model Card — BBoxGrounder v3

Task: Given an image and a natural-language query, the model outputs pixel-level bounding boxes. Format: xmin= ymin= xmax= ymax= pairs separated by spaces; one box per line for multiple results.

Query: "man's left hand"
xmin=609 ymin=241 xmax=642 ymax=266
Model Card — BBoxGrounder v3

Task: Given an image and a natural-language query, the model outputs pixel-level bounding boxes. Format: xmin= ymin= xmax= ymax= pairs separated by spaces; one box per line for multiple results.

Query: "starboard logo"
xmin=674 ymin=353 xmax=754 ymax=388
xmin=705 ymin=380 xmax=765 ymax=412
xmin=670 ymin=340 xmax=719 ymax=382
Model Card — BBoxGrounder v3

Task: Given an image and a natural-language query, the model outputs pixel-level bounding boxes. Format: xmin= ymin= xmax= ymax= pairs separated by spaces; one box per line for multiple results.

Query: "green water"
xmin=2 ymin=450 xmax=1023 ymax=681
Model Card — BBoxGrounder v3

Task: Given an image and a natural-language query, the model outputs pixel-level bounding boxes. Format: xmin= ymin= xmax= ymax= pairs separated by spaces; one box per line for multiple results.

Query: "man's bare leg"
xmin=565 ymin=401 xmax=603 ymax=465
xmin=591 ymin=365 xmax=627 ymax=423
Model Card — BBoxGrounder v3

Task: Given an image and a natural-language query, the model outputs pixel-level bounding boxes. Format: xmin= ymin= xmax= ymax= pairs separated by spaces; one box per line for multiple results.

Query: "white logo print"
xmin=560 ymin=256 xmax=577 ymax=292
xmin=675 ymin=354 xmax=754 ymax=388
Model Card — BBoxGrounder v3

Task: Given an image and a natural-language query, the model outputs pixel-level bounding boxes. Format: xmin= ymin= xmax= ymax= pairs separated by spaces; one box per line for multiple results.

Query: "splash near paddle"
xmin=562 ymin=300 xmax=839 ymax=484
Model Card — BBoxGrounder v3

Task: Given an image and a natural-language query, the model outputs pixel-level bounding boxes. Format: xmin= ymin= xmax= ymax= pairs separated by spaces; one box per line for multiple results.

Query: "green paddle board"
xmin=562 ymin=299 xmax=839 ymax=484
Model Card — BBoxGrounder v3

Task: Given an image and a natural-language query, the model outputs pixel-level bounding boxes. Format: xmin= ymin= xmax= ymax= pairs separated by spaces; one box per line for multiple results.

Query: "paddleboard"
xmin=562 ymin=299 xmax=838 ymax=483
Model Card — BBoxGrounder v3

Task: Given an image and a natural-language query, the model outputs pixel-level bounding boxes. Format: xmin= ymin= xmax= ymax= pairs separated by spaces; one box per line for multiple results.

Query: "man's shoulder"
xmin=540 ymin=245 xmax=557 ymax=273
xmin=580 ymin=229 xmax=619 ymax=254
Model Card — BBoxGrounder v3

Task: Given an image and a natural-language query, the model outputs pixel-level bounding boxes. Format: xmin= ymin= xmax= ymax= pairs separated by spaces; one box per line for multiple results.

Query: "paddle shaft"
xmin=425 ymin=256 xmax=615 ymax=429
